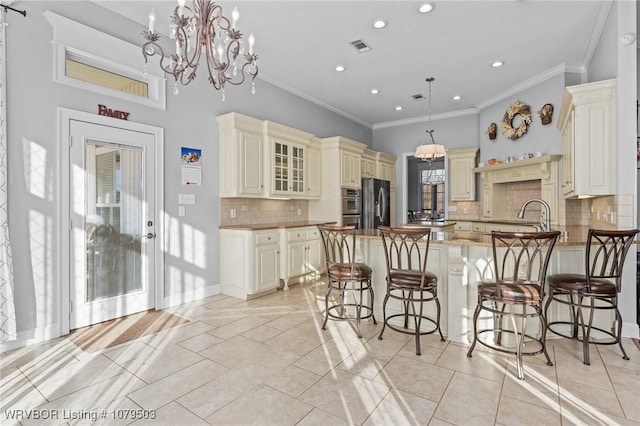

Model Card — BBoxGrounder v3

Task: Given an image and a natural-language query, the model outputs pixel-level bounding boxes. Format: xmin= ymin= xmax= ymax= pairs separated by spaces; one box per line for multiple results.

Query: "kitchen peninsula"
xmin=353 ymin=227 xmax=604 ymax=345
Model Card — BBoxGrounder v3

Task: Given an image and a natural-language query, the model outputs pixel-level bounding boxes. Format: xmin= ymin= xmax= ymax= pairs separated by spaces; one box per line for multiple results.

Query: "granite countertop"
xmin=404 ymin=220 xmax=456 ymax=228
xmin=356 ymin=226 xmax=592 ymax=247
xmin=219 ymin=221 xmax=336 ymax=231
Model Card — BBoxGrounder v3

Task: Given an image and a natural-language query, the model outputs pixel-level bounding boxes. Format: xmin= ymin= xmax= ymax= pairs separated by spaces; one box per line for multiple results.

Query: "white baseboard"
xmin=622 ymin=322 xmax=639 ymax=339
xmin=162 ymin=284 xmax=221 ymax=308
xmin=0 ymin=324 xmax=62 ymax=353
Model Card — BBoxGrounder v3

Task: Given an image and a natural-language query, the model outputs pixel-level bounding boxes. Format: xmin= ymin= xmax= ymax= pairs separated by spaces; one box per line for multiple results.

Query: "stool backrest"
xmin=317 ymin=225 xmax=358 ymax=267
xmin=586 ymin=229 xmax=639 ymax=292
xmin=491 ymin=231 xmax=561 ymax=294
xmin=379 ymin=226 xmax=432 ymax=288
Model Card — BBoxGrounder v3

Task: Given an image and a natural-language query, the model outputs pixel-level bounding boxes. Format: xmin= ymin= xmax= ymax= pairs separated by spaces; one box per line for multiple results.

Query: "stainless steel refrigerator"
xmin=361 ymin=178 xmax=391 ymax=229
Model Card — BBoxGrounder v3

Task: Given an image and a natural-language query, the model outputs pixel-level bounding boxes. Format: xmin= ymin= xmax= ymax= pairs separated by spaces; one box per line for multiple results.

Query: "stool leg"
xmin=579 ymin=295 xmax=592 ymax=366
xmin=414 ymin=293 xmax=422 ymax=355
xmin=322 ymin=280 xmax=332 ymax=331
xmin=467 ymin=299 xmax=482 ymax=357
xmin=510 ymin=309 xmax=525 ymax=380
xmin=378 ymin=292 xmax=390 ymax=340
xmin=435 ymin=293 xmax=445 ymax=342
xmin=615 ymin=305 xmax=629 ymax=361
xmin=368 ymin=281 xmax=377 ymax=325
xmin=539 ymin=306 xmax=553 ymax=366
xmin=355 ymin=282 xmax=363 ymax=338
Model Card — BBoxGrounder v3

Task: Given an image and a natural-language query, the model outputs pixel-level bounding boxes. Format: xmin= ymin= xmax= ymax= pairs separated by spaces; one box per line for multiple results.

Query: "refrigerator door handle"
xmin=378 ymin=187 xmax=386 ymax=221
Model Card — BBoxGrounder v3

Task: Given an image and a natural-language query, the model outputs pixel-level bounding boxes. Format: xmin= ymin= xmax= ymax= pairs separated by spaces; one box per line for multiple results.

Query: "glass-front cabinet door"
xmin=272 ymin=140 xmax=305 ymax=196
xmin=274 ymin=141 xmax=289 ymax=192
xmin=291 ymin=145 xmax=304 ymax=194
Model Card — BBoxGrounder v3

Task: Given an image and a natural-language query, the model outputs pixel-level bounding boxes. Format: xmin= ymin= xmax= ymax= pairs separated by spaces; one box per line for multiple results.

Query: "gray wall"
xmin=373 ymin=113 xmax=480 ymax=224
xmin=478 ymin=74 xmax=565 ymax=164
xmin=6 ymin=1 xmax=370 ymax=340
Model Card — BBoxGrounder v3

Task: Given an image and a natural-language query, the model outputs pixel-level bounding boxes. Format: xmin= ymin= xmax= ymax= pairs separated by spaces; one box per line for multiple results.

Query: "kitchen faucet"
xmin=517 ymin=198 xmax=551 ymax=232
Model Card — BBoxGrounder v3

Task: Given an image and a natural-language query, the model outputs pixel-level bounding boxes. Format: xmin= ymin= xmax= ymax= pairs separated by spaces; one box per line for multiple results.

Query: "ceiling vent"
xmin=349 ymin=39 xmax=372 ymax=53
xmin=411 ymin=94 xmax=426 ymax=101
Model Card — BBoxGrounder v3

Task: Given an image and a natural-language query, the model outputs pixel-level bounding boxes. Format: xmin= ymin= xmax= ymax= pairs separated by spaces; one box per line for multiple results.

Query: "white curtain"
xmin=0 ymin=8 xmax=16 ymax=343
xmin=120 ymin=148 xmax=142 ymax=236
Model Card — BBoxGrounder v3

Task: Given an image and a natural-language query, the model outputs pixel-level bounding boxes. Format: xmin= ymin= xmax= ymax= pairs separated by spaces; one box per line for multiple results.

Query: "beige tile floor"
xmin=2 ymin=279 xmax=639 ymax=426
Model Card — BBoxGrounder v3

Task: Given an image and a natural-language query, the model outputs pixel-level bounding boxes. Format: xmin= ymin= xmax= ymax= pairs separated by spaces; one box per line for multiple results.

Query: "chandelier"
xmin=415 ymin=77 xmax=446 ymax=161
xmin=142 ymin=0 xmax=259 ymax=99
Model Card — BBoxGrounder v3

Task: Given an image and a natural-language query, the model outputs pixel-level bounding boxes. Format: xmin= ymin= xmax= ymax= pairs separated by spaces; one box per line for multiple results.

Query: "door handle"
xmin=144 ymin=232 xmax=156 ymax=239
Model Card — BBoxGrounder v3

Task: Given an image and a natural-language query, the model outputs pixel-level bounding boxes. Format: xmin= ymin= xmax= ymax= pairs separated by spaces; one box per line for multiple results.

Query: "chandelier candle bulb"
xmin=249 ymin=33 xmax=255 ymax=55
xmin=232 ymin=6 xmax=239 ymax=28
xmin=148 ymin=9 xmax=155 ymax=33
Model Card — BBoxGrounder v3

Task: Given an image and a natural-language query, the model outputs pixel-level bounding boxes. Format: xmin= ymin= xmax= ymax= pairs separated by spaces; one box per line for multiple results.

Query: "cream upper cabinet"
xmin=376 ymin=152 xmax=396 ymax=188
xmin=264 ymin=121 xmax=313 ymax=198
xmin=341 ymin=150 xmax=362 ymax=189
xmin=558 ymin=79 xmax=616 ymax=198
xmin=448 ymin=148 xmax=478 ymax=201
xmin=217 ymin=113 xmax=265 ymax=197
xmin=361 ymin=149 xmax=377 ymax=178
xmin=305 ymin=137 xmax=321 ymax=199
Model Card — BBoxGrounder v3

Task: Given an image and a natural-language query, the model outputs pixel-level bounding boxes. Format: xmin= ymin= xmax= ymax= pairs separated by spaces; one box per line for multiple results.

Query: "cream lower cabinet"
xmin=280 ymin=226 xmax=325 ymax=288
xmin=220 ymin=229 xmax=280 ymax=299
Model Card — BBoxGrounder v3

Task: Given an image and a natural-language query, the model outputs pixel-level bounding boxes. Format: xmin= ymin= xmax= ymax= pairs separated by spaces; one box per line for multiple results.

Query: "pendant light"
xmin=415 ymin=77 xmax=446 ymax=161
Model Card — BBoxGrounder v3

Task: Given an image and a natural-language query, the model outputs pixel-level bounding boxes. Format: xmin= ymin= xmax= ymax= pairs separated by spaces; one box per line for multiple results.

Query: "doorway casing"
xmin=57 ymin=107 xmax=165 ymax=336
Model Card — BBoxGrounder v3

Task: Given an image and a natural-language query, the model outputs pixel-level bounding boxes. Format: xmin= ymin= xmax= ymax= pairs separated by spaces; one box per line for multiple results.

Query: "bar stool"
xmin=467 ymin=231 xmax=560 ymax=380
xmin=378 ymin=226 xmax=444 ymax=356
xmin=317 ymin=225 xmax=376 ymax=338
xmin=545 ymin=228 xmax=639 ymax=365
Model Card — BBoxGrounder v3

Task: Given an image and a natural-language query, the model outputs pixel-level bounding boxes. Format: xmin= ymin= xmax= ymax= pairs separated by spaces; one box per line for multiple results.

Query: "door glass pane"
xmin=85 ymin=142 xmax=144 ymax=302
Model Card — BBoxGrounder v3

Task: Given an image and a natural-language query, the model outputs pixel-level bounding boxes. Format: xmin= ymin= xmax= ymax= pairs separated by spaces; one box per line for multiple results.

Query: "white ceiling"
xmin=97 ymin=0 xmax=612 ymax=128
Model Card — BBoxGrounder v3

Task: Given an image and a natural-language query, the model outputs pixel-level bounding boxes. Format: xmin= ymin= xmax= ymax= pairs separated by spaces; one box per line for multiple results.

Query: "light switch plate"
xmin=178 ymin=205 xmax=186 ymax=217
xmin=178 ymin=193 xmax=196 ymax=205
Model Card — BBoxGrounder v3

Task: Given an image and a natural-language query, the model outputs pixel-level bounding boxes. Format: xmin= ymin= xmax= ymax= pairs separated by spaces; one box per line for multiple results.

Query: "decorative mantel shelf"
xmin=472 ymin=155 xmax=562 ymax=224
xmin=473 ymin=154 xmax=561 ymax=173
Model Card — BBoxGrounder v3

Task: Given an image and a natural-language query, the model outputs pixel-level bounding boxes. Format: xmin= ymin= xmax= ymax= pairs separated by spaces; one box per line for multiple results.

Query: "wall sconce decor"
xmin=538 ymin=103 xmax=554 ymax=125
xmin=487 ymin=122 xmax=497 ymax=140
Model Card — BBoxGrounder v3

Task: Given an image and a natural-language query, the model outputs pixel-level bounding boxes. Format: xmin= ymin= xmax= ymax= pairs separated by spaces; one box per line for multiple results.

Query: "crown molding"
xmin=475 ymin=63 xmax=568 ymax=110
xmin=372 ymin=108 xmax=478 ymax=130
xmin=258 ymin=73 xmax=372 ymax=129
xmin=581 ymin=0 xmax=613 ymax=71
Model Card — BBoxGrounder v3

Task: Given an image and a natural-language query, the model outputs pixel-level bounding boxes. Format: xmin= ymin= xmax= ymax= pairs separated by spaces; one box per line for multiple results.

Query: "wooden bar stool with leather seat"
xmin=378 ymin=226 xmax=444 ymax=356
xmin=467 ymin=231 xmax=561 ymax=380
xmin=317 ymin=225 xmax=376 ymax=338
xmin=545 ymin=228 xmax=639 ymax=365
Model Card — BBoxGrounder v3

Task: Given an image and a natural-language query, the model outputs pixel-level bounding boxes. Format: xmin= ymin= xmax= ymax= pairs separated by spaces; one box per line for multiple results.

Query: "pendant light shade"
xmin=415 ymin=77 xmax=446 ymax=161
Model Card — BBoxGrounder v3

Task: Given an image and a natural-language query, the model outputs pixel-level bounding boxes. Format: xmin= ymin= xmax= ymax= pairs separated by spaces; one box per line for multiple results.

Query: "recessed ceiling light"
xmin=418 ymin=3 xmax=435 ymax=13
xmin=395 ymin=106 xmax=403 ymax=111
xmin=335 ymin=65 xmax=345 ymax=72
xmin=373 ymin=20 xmax=387 ymax=29
xmin=453 ymin=95 xmax=461 ymax=101
xmin=491 ymin=61 xmax=504 ymax=68
xmin=370 ymin=89 xmax=380 ymax=94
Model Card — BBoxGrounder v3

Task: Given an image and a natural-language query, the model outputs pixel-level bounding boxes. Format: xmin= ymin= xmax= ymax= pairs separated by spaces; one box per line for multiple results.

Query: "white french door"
xmin=69 ymin=119 xmax=156 ymax=329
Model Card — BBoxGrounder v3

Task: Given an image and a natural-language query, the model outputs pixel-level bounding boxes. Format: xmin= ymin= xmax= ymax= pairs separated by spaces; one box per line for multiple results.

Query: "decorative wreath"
xmin=501 ymin=101 xmax=532 ymax=140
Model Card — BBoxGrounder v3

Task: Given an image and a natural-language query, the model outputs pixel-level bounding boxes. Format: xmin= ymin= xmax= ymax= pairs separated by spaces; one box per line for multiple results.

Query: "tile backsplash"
xmin=220 ymin=198 xmax=308 ymax=226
